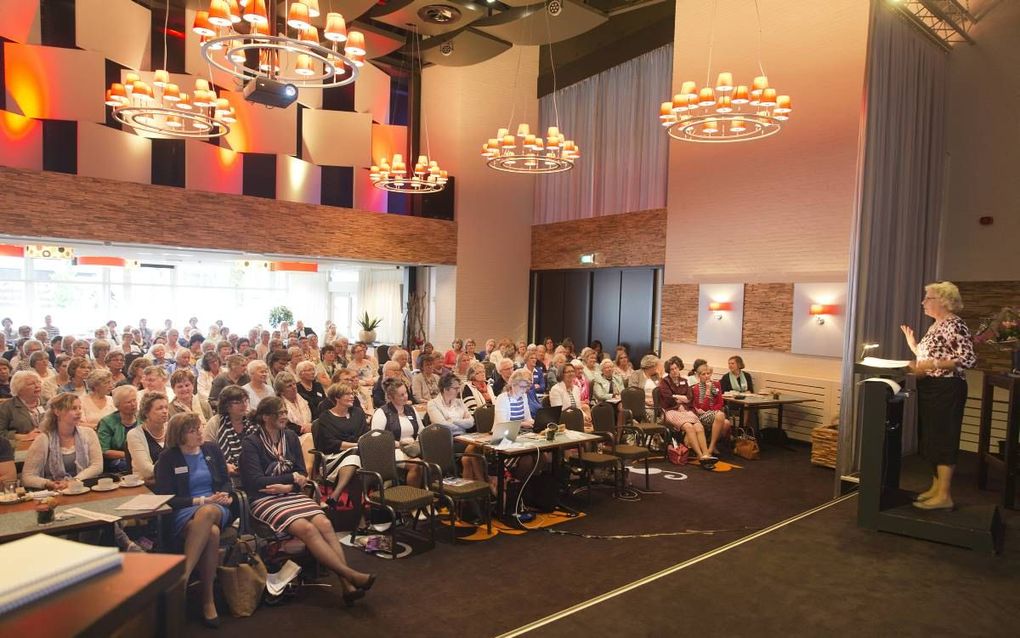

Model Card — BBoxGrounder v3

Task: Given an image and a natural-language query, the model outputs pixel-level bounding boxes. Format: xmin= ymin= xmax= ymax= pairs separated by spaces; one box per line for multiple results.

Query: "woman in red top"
xmin=659 ymin=357 xmax=714 ymax=467
xmin=691 ymin=363 xmax=732 ymax=460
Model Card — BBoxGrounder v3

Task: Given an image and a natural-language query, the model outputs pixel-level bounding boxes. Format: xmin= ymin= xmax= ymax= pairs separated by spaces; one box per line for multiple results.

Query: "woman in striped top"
xmin=202 ymin=385 xmax=256 ymax=479
xmin=494 ymin=369 xmax=535 ymax=428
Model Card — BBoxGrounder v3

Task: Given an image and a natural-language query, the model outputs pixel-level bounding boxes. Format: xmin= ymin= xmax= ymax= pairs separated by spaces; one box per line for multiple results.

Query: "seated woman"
xmin=275 ymin=371 xmax=313 ymax=435
xmin=615 ymin=351 xmax=634 ymax=385
xmin=80 ymin=369 xmax=116 ymax=429
xmin=242 ymin=360 xmax=275 ymax=406
xmin=98 ymin=385 xmax=139 ymax=473
xmin=549 ymin=363 xmax=592 ymax=430
xmin=29 ymin=351 xmax=57 ymax=400
xmin=591 ymin=358 xmax=624 ymax=404
xmin=21 ymin=392 xmax=103 ymax=489
xmin=0 ymin=358 xmax=10 ymax=399
xmin=461 ymin=362 xmax=494 ymax=414
xmin=411 ymin=354 xmax=441 ymax=405
xmin=346 ymin=343 xmax=377 ymax=410
xmin=168 ymin=369 xmax=212 ymax=423
xmin=690 ymin=363 xmax=733 ymax=460
xmin=0 ymin=370 xmax=46 ymax=443
xmin=241 ymin=397 xmax=375 ymax=605
xmin=312 ymin=382 xmax=366 ymax=503
xmin=720 ymin=355 xmax=754 ymax=394
xmin=628 ymin=355 xmax=661 ymax=422
xmin=444 ymin=338 xmax=464 ymax=369
xmin=154 ymin=413 xmax=234 ymax=628
xmin=91 ymin=340 xmax=111 ymax=371
xmin=106 ymin=351 xmax=127 ymax=386
xmin=426 ymin=373 xmax=485 ymax=481
xmin=197 ymin=352 xmax=221 ymax=399
xmin=572 ymin=359 xmax=591 ymax=405
xmin=453 ymin=352 xmax=474 ymax=384
xmin=687 ymin=358 xmax=707 ymax=386
xmin=580 ymin=349 xmax=600 ymax=386
xmin=126 ymin=391 xmax=170 ymax=483
xmin=120 ymin=356 xmax=149 ymax=389
xmin=42 ymin=354 xmax=70 ymax=399
xmin=369 ymin=378 xmax=424 ymax=486
xmin=415 ymin=342 xmax=435 ymax=370
xmin=62 ymin=356 xmax=92 ymax=396
xmin=202 ymin=385 xmax=256 ymax=478
xmin=494 ymin=369 xmax=536 ymax=429
xmin=658 ymin=357 xmax=710 ymax=463
xmin=315 ymin=345 xmax=339 ymax=388
xmin=294 ymin=361 xmax=327 ymax=419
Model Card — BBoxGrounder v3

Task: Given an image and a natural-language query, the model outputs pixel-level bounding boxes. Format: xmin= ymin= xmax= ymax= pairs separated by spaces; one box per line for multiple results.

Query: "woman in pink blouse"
xmin=900 ymin=281 xmax=976 ymax=511
xmin=690 ymin=363 xmax=732 ymax=466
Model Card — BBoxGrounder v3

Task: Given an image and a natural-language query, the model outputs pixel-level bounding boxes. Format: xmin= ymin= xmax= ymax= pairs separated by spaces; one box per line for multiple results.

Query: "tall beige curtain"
xmin=837 ymin=0 xmax=948 ymax=486
xmin=357 ymin=268 xmax=404 ymax=344
xmin=534 ymin=44 xmax=672 ymax=223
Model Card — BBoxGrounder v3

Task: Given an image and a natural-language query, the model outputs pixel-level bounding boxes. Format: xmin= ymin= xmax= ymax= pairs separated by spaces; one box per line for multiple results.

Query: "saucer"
xmin=120 ymin=480 xmax=144 ymax=488
xmin=60 ymin=486 xmax=91 ymax=495
xmin=91 ymin=483 xmax=120 ymax=492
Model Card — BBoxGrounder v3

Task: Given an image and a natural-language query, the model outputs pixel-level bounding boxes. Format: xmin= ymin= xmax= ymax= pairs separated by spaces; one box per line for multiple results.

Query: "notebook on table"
xmin=0 ymin=533 xmax=123 ymax=615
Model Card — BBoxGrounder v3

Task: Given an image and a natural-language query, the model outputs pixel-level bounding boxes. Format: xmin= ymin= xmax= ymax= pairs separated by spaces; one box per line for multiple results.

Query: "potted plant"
xmin=268 ymin=305 xmax=294 ymax=329
xmin=357 ymin=312 xmax=382 ymax=344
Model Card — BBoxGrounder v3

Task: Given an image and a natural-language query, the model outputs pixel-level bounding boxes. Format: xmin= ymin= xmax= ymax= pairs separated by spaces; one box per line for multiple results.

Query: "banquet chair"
xmin=419 ymin=425 xmax=492 ymax=538
xmin=591 ymin=402 xmax=652 ymax=490
xmin=563 ymin=407 xmax=622 ymax=502
xmin=473 ymin=404 xmax=495 ymax=434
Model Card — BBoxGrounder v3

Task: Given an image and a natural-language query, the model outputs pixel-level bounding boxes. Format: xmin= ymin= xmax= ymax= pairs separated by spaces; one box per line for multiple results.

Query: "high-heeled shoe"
xmin=342 ymin=588 xmax=366 ymax=607
xmin=358 ymin=574 xmax=377 ymax=592
xmin=201 ymin=614 xmax=221 ymax=629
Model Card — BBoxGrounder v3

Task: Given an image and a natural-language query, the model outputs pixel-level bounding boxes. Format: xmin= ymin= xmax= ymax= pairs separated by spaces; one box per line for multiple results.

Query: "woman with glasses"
xmin=202 ymin=385 xmax=257 ymax=478
xmin=900 ymin=281 xmax=976 ymax=511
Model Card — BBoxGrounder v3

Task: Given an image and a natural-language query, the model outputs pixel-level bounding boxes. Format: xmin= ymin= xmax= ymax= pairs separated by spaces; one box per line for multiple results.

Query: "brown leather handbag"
xmin=733 ymin=427 xmax=760 ymax=460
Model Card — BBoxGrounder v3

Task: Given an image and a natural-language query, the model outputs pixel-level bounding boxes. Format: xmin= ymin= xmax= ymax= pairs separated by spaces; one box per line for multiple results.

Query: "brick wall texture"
xmin=957 ymin=280 xmax=1020 ymax=372
xmin=742 ymin=283 xmax=794 ymax=351
xmin=531 ymin=208 xmax=667 ymax=270
xmin=0 ymin=167 xmax=457 ymax=264
xmin=661 ymin=283 xmax=698 ymax=343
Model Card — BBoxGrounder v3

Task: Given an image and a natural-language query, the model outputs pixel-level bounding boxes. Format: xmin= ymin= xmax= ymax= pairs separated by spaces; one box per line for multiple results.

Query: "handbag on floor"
xmin=667 ymin=443 xmax=690 ymax=465
xmin=217 ymin=536 xmax=267 ymax=617
xmin=733 ymin=427 xmax=760 ymax=460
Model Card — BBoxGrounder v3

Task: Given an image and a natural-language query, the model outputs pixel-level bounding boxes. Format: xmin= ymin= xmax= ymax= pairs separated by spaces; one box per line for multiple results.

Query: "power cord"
xmin=540 ymin=526 xmax=762 ymax=540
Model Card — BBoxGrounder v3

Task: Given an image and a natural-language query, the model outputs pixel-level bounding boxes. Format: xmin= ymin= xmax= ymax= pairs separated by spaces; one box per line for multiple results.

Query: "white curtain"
xmin=534 ymin=44 xmax=672 ymax=224
xmin=357 ymin=269 xmax=404 ymax=344
xmin=838 ymin=0 xmax=947 ymax=479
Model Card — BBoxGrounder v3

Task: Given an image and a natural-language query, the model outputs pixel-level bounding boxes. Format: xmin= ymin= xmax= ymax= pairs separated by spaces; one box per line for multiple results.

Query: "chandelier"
xmin=197 ymin=0 xmax=361 ymax=89
xmin=659 ymin=0 xmax=793 ymax=143
xmin=104 ymin=1 xmax=233 ymax=138
xmin=481 ymin=3 xmax=580 ymax=174
xmin=369 ymin=27 xmax=448 ymax=193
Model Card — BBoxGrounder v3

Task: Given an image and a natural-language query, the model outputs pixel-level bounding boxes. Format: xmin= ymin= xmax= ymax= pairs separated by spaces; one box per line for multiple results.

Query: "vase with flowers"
xmin=973 ymin=306 xmax=1020 ymax=374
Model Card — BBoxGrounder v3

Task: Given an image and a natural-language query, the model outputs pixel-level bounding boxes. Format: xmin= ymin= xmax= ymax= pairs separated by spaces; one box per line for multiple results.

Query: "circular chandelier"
xmin=196 ymin=0 xmax=362 ymax=89
xmin=659 ymin=0 xmax=793 ymax=144
xmin=481 ymin=124 xmax=579 ymax=174
xmin=105 ymin=72 xmax=234 ymax=138
xmin=659 ymin=74 xmax=792 ymax=143
xmin=369 ymin=26 xmax=448 ymax=194
xmin=481 ymin=4 xmax=579 ymax=175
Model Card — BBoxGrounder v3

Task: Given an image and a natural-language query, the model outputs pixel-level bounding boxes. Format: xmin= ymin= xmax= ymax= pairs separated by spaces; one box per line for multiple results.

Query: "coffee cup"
xmin=123 ymin=474 xmax=141 ymax=485
xmin=97 ymin=477 xmax=115 ymax=490
xmin=67 ymin=479 xmax=84 ymax=492
xmin=545 ymin=428 xmax=557 ymax=441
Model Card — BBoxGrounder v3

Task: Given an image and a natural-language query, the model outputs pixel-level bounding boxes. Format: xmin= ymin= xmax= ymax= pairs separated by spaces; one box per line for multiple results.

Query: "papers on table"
xmin=63 ymin=507 xmax=122 ymax=523
xmin=115 ymin=494 xmax=173 ymax=511
xmin=859 ymin=357 xmax=912 ymax=369
xmin=443 ymin=478 xmax=472 ymax=487
xmin=266 ymin=560 xmax=302 ymax=596
xmin=0 ymin=534 xmax=122 ymax=614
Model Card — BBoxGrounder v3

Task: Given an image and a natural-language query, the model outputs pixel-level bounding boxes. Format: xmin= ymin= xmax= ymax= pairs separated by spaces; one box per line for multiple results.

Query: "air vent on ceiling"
xmin=418 ymin=4 xmax=462 ymax=24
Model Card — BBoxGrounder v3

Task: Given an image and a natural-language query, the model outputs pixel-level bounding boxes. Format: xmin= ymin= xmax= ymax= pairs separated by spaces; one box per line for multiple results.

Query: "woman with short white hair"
xmin=0 ymin=370 xmax=46 ymax=442
xmin=242 ymin=360 xmax=275 ymax=406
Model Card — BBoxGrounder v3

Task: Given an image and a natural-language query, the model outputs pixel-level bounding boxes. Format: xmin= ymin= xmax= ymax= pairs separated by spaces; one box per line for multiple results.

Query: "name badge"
xmin=174 ymin=466 xmax=189 ymax=474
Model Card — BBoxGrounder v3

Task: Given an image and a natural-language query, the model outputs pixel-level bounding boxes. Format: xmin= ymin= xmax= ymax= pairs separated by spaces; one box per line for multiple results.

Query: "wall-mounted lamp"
xmin=809 ymin=304 xmax=839 ymax=324
xmin=709 ymin=301 xmax=733 ymax=320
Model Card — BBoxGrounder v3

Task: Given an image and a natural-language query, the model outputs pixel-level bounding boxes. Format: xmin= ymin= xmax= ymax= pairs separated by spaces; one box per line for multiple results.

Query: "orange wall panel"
xmin=0 ymin=0 xmax=41 ymax=44
xmin=0 ymin=110 xmax=42 ymax=170
xmin=185 ymin=140 xmax=243 ymax=195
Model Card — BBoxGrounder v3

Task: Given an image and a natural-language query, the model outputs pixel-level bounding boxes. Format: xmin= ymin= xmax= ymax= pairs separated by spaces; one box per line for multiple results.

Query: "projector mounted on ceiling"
xmin=243 ymin=78 xmax=299 ymax=109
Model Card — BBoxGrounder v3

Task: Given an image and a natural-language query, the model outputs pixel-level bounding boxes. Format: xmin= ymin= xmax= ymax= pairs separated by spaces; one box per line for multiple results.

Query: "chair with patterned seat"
xmin=562 ymin=407 xmax=621 ymax=502
xmin=419 ymin=425 xmax=492 ymax=538
xmin=591 ymin=402 xmax=652 ymax=490
xmin=473 ymin=404 xmax=495 ymax=434
xmin=620 ymin=386 xmax=668 ymax=448
xmin=352 ymin=429 xmax=436 ymax=557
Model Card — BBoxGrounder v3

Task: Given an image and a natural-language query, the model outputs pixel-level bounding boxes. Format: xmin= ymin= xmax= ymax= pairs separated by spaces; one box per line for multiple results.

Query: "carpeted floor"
xmin=187 ymin=442 xmax=835 ymax=636
xmin=522 ymin=454 xmax=1020 ymax=638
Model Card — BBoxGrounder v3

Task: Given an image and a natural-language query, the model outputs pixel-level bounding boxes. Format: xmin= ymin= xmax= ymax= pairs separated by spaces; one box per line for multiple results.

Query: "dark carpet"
xmin=527 ymin=453 xmax=1020 ymax=638
xmin=187 ymin=443 xmax=835 ymax=637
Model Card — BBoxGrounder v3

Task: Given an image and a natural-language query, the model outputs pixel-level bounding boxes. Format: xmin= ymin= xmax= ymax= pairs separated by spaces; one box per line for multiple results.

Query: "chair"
xmin=353 ymin=430 xmax=436 ymax=557
xmin=591 ymin=402 xmax=652 ymax=490
xmin=562 ymin=407 xmax=622 ymax=502
xmin=419 ymin=425 xmax=492 ymax=538
xmin=620 ymin=386 xmax=668 ymax=446
xmin=473 ymin=404 xmax=495 ymax=434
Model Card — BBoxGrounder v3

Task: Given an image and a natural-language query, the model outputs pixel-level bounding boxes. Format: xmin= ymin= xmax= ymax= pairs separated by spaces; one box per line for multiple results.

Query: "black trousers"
xmin=916 ymin=376 xmax=968 ymax=468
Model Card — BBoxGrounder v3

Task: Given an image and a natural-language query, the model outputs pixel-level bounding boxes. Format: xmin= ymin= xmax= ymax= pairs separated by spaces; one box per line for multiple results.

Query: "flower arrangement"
xmin=973 ymin=307 xmax=1020 ymax=349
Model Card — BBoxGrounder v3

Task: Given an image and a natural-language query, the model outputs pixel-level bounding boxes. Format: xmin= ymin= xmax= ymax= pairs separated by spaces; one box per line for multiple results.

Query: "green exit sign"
xmin=579 ymin=253 xmax=595 ymax=265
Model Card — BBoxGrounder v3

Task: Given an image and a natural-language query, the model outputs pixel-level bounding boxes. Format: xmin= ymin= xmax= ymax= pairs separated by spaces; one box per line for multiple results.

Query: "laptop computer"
xmin=532 ymin=406 xmax=563 ymax=433
xmin=491 ymin=420 xmax=523 ymax=445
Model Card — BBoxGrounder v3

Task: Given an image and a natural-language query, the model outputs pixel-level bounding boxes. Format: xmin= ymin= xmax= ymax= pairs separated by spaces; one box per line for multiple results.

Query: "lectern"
xmin=855 ymin=363 xmax=1004 ymax=553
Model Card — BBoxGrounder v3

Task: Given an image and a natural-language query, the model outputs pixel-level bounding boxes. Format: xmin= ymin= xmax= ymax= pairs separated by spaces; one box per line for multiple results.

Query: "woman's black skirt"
xmin=916 ymin=376 xmax=968 ymax=467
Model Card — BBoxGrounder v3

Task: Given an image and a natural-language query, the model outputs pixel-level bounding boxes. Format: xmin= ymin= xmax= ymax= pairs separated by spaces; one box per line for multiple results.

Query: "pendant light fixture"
xmin=659 ymin=0 xmax=792 ymax=143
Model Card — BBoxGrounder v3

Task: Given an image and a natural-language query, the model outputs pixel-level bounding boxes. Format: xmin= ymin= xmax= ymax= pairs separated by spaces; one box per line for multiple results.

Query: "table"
xmin=456 ymin=430 xmax=603 ymax=518
xmin=977 ymin=373 xmax=1019 ymax=509
xmin=0 ymin=553 xmax=186 ymax=638
xmin=0 ymin=486 xmax=170 ymax=544
xmin=723 ymin=393 xmax=816 ymax=439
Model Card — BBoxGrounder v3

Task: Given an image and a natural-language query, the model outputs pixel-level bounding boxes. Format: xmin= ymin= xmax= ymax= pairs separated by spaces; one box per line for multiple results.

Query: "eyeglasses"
xmin=275 ymin=410 xmax=288 ymax=417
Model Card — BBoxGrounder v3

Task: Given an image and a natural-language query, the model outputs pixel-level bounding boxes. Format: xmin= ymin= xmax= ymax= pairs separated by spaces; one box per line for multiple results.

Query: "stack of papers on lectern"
xmin=859 ymin=357 xmax=912 ymax=369
xmin=0 ymin=534 xmax=122 ymax=614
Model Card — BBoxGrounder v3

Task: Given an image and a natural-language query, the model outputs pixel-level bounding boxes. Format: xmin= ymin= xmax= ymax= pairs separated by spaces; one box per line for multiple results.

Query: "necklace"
xmin=144 ymin=421 xmax=166 ymax=442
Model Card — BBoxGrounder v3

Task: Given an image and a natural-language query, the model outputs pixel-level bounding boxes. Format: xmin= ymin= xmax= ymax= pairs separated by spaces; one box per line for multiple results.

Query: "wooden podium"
xmin=855 ymin=363 xmax=1004 ymax=553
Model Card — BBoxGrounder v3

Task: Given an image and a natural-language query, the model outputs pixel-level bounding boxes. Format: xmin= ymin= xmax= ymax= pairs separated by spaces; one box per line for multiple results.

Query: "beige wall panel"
xmin=0 ymin=0 xmax=41 ymax=44
xmin=276 ymin=154 xmax=321 ymax=205
xmin=0 ymin=110 xmax=43 ymax=171
xmin=77 ymin=122 xmax=151 ymax=185
xmin=185 ymin=140 xmax=243 ymax=195
xmin=4 ymin=43 xmax=105 ymax=122
xmin=220 ymin=90 xmax=297 ymax=155
xmin=301 ymin=109 xmax=372 ymax=168
xmin=355 ymin=61 xmax=392 ymax=125
xmin=76 ymin=0 xmax=150 ymax=70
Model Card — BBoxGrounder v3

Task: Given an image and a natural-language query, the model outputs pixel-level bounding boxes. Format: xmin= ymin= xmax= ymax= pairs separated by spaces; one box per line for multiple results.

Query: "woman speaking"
xmin=900 ymin=281 xmax=976 ymax=511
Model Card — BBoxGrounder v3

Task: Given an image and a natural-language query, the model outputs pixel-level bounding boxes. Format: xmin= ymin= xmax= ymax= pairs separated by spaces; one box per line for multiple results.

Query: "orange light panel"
xmin=270 ymin=261 xmax=318 ymax=272
xmin=708 ymin=301 xmax=732 ymax=312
